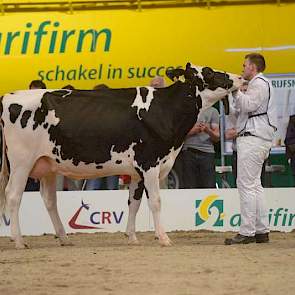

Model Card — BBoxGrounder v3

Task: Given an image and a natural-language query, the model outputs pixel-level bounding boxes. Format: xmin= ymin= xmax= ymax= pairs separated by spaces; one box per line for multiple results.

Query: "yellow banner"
xmin=0 ymin=4 xmax=294 ymax=93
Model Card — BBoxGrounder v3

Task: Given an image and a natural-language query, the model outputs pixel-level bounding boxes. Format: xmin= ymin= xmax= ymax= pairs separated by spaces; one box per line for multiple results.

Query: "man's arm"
xmin=233 ymin=80 xmax=267 ymax=113
xmin=200 ymin=122 xmax=220 ymax=143
xmin=225 ymin=128 xmax=238 ymax=140
xmin=186 ymin=123 xmax=202 ymax=137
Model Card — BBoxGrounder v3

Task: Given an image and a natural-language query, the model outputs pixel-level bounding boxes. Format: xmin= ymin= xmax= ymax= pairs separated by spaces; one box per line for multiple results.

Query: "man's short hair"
xmin=29 ymin=80 xmax=47 ymax=89
xmin=93 ymin=84 xmax=109 ymax=90
xmin=245 ymin=53 xmax=266 ymax=72
xmin=62 ymin=84 xmax=75 ymax=90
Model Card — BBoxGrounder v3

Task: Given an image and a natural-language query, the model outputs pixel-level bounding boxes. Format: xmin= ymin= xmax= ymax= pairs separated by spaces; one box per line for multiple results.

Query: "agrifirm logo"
xmin=195 ymin=194 xmax=225 ymax=227
xmin=229 ymin=208 xmax=295 ymax=228
xmin=68 ymin=200 xmax=124 ymax=230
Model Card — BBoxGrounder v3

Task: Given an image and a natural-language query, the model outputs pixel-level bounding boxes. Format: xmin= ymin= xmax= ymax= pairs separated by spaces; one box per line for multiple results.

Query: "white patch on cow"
xmin=61 ymin=90 xmax=72 ymax=98
xmin=159 ymin=146 xmax=182 ymax=180
xmin=46 ymin=110 xmax=60 ymax=126
xmin=199 ymin=88 xmax=230 ymax=111
xmin=131 ymin=87 xmax=155 ymax=120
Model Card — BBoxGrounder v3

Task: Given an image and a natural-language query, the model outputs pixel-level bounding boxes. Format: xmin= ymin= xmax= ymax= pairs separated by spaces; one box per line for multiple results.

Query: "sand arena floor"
xmin=0 ymin=231 xmax=294 ymax=295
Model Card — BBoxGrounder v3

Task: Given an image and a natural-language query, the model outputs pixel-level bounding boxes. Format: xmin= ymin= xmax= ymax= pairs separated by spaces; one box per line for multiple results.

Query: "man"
xmin=225 ymin=53 xmax=277 ymax=245
xmin=181 ymin=106 xmax=220 ymax=188
xmin=150 ymin=76 xmax=165 ymax=88
xmin=29 ymin=80 xmax=46 ymax=89
xmin=225 ymin=92 xmax=267 ymax=188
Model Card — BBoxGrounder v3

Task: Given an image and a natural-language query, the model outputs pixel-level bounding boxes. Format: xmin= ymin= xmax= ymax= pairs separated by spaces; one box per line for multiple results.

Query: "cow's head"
xmin=166 ymin=63 xmax=243 ymax=111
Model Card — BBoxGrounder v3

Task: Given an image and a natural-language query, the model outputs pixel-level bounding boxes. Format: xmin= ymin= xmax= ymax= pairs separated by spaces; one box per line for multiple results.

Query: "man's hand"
xmin=225 ymin=128 xmax=238 ymax=140
xmin=187 ymin=123 xmax=203 ymax=136
xmin=240 ymin=82 xmax=248 ymax=93
xmin=199 ymin=122 xmax=210 ymax=133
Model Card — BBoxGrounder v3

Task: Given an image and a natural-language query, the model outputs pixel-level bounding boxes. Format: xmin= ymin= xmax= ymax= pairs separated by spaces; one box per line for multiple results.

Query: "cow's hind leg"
xmin=143 ymin=168 xmax=172 ymax=246
xmin=125 ymin=179 xmax=144 ymax=245
xmin=5 ymin=169 xmax=30 ymax=249
xmin=40 ymin=173 xmax=72 ymax=246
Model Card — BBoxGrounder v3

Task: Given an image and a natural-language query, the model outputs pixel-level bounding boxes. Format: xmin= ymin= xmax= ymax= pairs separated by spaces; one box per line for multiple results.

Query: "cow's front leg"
xmin=40 ymin=173 xmax=73 ymax=247
xmin=5 ymin=169 xmax=30 ymax=249
xmin=125 ymin=179 xmax=144 ymax=245
xmin=143 ymin=168 xmax=172 ymax=247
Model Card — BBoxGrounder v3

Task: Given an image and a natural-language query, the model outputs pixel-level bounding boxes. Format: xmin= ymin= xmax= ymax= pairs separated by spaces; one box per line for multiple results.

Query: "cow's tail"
xmin=0 ymin=112 xmax=9 ymax=221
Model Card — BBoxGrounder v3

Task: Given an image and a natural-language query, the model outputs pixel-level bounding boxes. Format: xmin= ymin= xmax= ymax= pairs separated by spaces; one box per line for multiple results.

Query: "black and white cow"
xmin=0 ymin=63 xmax=242 ymax=249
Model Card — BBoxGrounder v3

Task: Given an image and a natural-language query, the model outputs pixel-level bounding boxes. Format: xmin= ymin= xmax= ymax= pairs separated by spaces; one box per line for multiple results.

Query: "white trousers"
xmin=237 ymin=136 xmax=272 ymax=236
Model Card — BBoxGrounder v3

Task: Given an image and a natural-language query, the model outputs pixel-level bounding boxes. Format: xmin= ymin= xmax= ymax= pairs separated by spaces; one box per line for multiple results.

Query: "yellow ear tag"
xmin=179 ymin=75 xmax=185 ymax=83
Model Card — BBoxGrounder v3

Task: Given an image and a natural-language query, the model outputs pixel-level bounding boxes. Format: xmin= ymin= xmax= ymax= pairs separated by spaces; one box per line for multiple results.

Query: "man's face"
xmin=242 ymin=58 xmax=256 ymax=80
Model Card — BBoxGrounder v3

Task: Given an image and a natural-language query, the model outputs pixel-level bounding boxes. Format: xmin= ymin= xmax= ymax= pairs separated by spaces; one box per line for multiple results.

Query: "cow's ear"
xmin=140 ymin=109 xmax=174 ymax=142
xmin=186 ymin=63 xmax=192 ymax=70
xmin=166 ymin=68 xmax=185 ymax=82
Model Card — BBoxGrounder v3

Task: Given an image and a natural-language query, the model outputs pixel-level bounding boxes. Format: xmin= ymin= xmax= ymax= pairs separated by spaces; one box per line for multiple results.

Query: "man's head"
xmin=62 ymin=84 xmax=75 ymax=90
xmin=93 ymin=84 xmax=109 ymax=90
xmin=242 ymin=53 xmax=266 ymax=80
xmin=29 ymin=80 xmax=46 ymax=89
xmin=150 ymin=76 xmax=165 ymax=88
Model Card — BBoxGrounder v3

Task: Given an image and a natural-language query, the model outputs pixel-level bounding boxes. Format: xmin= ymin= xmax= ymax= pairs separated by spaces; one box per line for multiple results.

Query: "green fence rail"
xmin=0 ymin=0 xmax=294 ymax=13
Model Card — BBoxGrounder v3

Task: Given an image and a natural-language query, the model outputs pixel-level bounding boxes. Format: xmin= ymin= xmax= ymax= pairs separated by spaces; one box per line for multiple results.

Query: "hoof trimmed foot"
xmin=126 ymin=233 xmax=140 ymax=245
xmin=16 ymin=243 xmax=29 ymax=250
xmin=159 ymin=236 xmax=172 ymax=247
xmin=59 ymin=238 xmax=74 ymax=247
xmin=128 ymin=238 xmax=140 ymax=245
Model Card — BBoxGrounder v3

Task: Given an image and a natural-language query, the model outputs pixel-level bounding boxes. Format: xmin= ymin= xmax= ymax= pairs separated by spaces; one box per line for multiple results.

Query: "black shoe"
xmin=224 ymin=234 xmax=256 ymax=245
xmin=255 ymin=233 xmax=269 ymax=243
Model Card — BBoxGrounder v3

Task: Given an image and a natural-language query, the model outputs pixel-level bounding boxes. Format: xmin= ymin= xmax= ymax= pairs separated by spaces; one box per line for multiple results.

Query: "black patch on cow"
xmin=135 ymin=167 xmax=144 ymax=179
xmin=116 ymin=160 xmax=122 ymax=164
xmin=128 ymin=199 xmax=131 ymax=206
xmin=196 ymin=95 xmax=202 ymax=110
xmin=0 ymin=96 xmax=3 ymax=117
xmin=52 ymin=147 xmax=58 ymax=155
xmin=33 ymin=106 xmax=48 ymax=130
xmin=56 ymin=159 xmax=60 ymax=163
xmin=144 ymin=188 xmax=150 ymax=199
xmin=43 ymin=122 xmax=48 ymax=129
xmin=8 ymin=104 xmax=22 ymax=124
xmin=222 ymin=95 xmax=230 ymax=115
xmin=96 ymin=165 xmax=103 ymax=169
xmin=30 ymin=83 xmax=198 ymax=173
xmin=32 ymin=90 xmax=70 ymax=130
xmin=163 ymin=159 xmax=167 ymax=164
xmin=20 ymin=110 xmax=32 ymax=128
xmin=139 ymin=87 xmax=148 ymax=103
xmin=133 ymin=180 xmax=144 ymax=200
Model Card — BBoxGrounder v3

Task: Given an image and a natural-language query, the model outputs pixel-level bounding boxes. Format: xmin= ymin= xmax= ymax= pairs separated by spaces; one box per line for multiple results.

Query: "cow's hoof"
xmin=128 ymin=238 xmax=140 ymax=245
xmin=159 ymin=237 xmax=173 ymax=247
xmin=16 ymin=243 xmax=29 ymax=250
xmin=59 ymin=238 xmax=74 ymax=247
